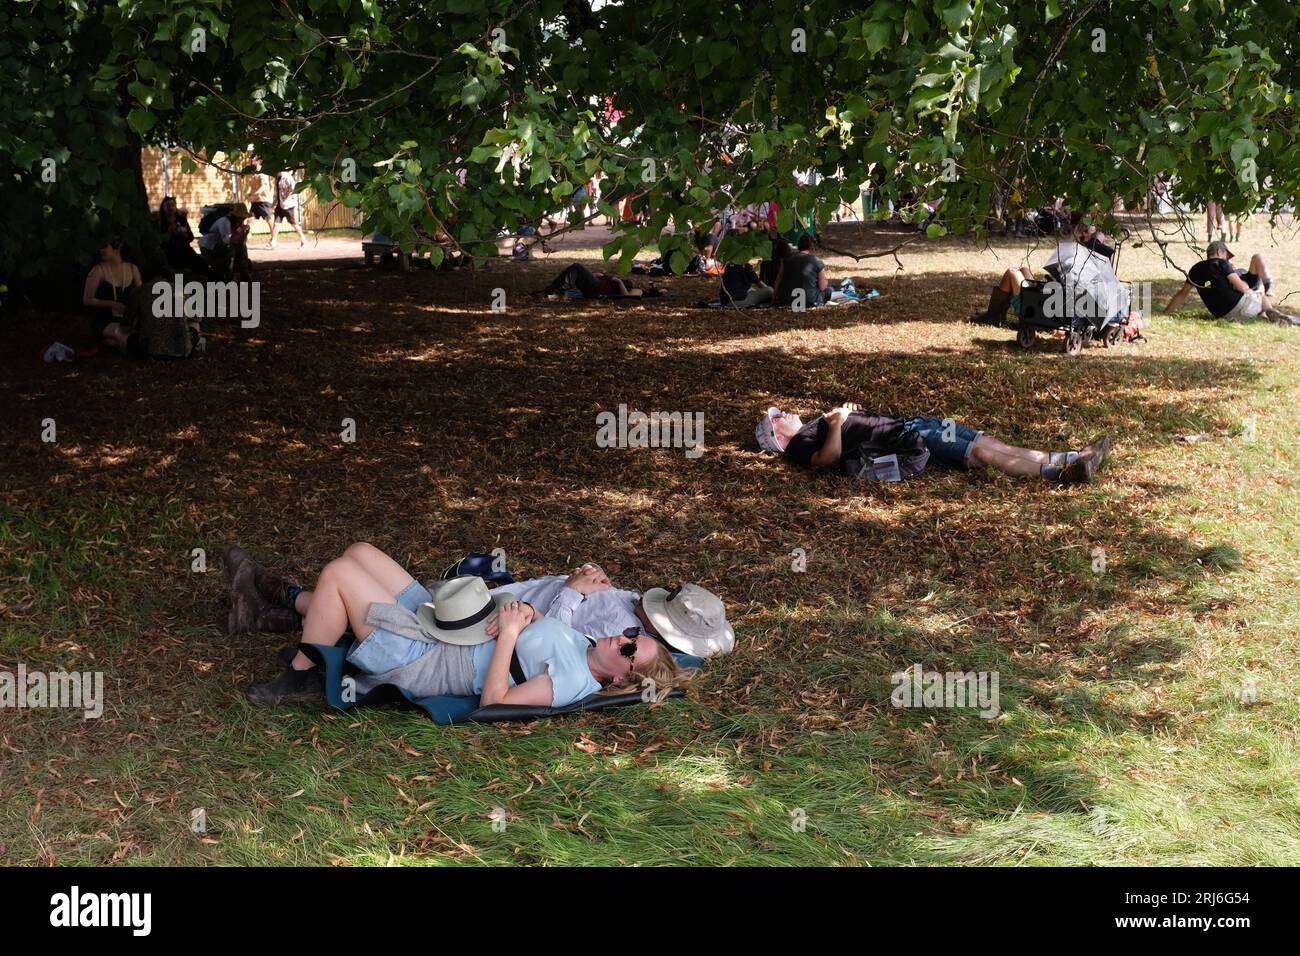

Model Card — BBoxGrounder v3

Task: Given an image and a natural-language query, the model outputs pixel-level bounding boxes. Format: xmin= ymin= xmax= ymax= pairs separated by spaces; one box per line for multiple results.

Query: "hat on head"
xmin=228 ymin=202 xmax=251 ymax=220
xmin=755 ymin=406 xmax=787 ymax=454
xmin=415 ymin=575 xmax=512 ymax=646
xmin=641 ymin=583 xmax=735 ymax=658
xmin=1207 ymin=239 xmax=1233 ymax=259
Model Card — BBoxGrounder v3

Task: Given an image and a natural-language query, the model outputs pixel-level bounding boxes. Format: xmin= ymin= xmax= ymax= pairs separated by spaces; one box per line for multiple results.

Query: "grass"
xmin=1 ymin=214 xmax=1298 ymax=865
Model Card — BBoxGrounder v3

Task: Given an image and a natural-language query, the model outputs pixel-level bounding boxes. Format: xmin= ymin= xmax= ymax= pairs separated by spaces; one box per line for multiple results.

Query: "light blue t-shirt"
xmin=470 ymin=617 xmax=602 ymax=708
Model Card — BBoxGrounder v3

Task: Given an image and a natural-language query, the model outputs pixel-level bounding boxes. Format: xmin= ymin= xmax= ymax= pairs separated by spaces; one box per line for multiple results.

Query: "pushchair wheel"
xmin=1016 ymin=327 xmax=1037 ymax=349
xmin=1065 ymin=330 xmax=1084 ymax=355
xmin=1103 ymin=325 xmax=1123 ymax=348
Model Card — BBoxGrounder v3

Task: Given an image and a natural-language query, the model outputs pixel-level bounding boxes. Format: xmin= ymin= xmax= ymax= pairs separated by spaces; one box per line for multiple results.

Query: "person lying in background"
xmin=543 ymin=262 xmax=659 ymax=299
xmin=756 ymin=404 xmax=1110 ymax=484
xmin=82 ymin=236 xmax=205 ymax=358
xmin=237 ymin=543 xmax=691 ymax=706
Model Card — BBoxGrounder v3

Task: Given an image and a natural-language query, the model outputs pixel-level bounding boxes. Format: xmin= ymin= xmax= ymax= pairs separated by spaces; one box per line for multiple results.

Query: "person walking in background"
xmin=269 ymin=169 xmax=307 ymax=249
xmin=244 ymin=158 xmax=274 ymax=243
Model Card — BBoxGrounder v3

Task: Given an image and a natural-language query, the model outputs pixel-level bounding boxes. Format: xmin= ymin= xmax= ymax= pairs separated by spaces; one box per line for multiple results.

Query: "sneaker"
xmin=1076 ymin=434 xmax=1111 ymax=472
xmin=194 ymin=335 xmax=207 ymax=354
xmin=245 ymin=663 xmax=323 ymax=704
xmin=1058 ymin=456 xmax=1096 ymax=484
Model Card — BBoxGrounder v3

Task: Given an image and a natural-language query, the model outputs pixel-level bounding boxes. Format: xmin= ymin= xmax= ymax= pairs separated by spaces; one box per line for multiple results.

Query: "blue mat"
xmin=300 ymin=639 xmax=698 ymax=725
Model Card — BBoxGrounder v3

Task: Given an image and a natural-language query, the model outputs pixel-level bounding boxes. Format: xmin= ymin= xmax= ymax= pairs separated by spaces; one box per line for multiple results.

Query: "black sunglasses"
xmin=619 ymin=627 xmax=641 ymax=661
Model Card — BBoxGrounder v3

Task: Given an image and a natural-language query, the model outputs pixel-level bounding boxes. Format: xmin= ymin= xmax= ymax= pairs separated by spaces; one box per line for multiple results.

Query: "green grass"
xmin=2 ymin=218 xmax=1299 ymax=865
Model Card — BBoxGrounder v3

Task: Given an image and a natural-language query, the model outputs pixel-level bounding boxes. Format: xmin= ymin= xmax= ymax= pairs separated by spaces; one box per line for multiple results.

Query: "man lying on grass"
xmin=756 ymin=404 xmax=1110 ymax=484
xmin=234 ymin=543 xmax=697 ymax=705
xmin=223 ymin=549 xmax=735 ymax=661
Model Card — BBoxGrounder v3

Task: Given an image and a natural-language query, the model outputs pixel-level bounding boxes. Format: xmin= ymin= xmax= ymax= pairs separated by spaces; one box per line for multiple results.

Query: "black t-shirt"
xmin=775 ymin=253 xmax=823 ymax=307
xmin=1187 ymin=258 xmax=1242 ymax=317
xmin=720 ymin=263 xmax=760 ymax=304
xmin=783 ymin=411 xmax=909 ymax=468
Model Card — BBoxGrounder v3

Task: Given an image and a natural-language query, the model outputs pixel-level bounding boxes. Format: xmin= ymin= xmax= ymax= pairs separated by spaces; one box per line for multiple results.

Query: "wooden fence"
xmin=141 ymin=148 xmax=359 ymax=232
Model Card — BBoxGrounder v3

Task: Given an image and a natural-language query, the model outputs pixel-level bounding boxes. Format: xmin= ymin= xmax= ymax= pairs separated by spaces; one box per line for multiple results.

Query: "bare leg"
xmin=970 ymin=436 xmax=1050 ymax=477
xmin=337 ymin=542 xmax=417 ymax=596
xmin=1247 ymin=254 xmax=1272 ymax=291
xmin=290 ymin=553 xmax=408 ymax=670
xmin=972 ymin=269 xmax=1030 ymax=323
xmin=998 ymin=267 xmax=1033 ymax=293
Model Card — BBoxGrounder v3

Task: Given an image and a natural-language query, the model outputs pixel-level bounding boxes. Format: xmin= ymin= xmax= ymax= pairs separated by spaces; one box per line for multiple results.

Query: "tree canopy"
xmin=3 ymin=0 xmax=1299 ymax=280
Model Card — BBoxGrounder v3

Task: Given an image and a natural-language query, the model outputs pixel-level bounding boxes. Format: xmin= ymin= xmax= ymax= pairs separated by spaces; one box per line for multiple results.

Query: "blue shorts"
xmin=903 ymin=416 xmax=983 ymax=470
xmin=345 ymin=580 xmax=436 ymax=674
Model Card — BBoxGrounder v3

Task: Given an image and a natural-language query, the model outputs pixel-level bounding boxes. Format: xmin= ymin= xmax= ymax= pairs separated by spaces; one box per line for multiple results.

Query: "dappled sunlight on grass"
xmin=1 ymin=217 xmax=1298 ymax=864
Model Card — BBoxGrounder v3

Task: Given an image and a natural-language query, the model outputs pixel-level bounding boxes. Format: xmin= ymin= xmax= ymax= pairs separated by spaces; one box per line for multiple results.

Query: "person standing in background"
xmin=269 ymin=168 xmax=307 ymax=249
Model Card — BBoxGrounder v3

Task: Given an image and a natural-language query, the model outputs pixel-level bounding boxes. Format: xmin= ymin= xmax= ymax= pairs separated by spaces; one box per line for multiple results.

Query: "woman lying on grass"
xmin=241 ymin=543 xmax=688 ymax=707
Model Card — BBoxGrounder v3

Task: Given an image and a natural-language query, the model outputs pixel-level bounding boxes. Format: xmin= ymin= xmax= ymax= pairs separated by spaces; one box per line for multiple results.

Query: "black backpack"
xmin=198 ymin=203 xmax=235 ymax=235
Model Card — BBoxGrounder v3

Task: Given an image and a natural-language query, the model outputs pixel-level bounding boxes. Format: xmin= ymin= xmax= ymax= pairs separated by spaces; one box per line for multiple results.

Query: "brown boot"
xmin=256 ymin=605 xmax=302 ymax=634
xmin=969 ymin=287 xmax=1013 ymax=326
xmin=227 ymin=562 xmax=264 ymax=635
xmin=223 ymin=545 xmax=251 ymax=586
xmin=249 ymin=558 xmax=299 ymax=609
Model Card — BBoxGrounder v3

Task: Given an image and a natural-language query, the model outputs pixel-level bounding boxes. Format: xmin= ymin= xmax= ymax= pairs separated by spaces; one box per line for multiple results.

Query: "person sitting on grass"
xmin=756 ymin=403 xmax=1110 ymax=484
xmin=198 ymin=202 xmax=253 ymax=281
xmin=81 ymin=237 xmax=205 ymax=358
xmin=83 ymin=236 xmax=142 ymax=349
xmin=719 ymin=256 xmax=773 ymax=309
xmin=543 ymin=262 xmax=656 ymax=299
xmin=1160 ymin=241 xmax=1299 ymax=327
xmin=222 ymin=550 xmax=735 ymax=662
xmin=772 ymin=234 xmax=829 ymax=309
xmin=157 ymin=196 xmax=210 ymax=278
xmin=237 ymin=542 xmax=690 ymax=706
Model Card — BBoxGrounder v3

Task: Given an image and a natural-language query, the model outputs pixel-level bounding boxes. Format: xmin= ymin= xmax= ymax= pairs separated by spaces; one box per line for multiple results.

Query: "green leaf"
xmin=126 ymin=109 xmax=155 ymax=133
xmin=460 ymin=77 xmax=485 ymax=107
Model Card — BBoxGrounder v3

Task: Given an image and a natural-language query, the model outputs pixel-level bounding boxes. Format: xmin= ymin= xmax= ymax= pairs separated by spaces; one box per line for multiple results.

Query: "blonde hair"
xmin=598 ymin=639 xmax=694 ymax=702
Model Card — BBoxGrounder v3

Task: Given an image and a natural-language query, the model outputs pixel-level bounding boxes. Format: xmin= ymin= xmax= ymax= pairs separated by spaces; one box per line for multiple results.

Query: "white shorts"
xmin=1224 ymin=289 xmax=1264 ymax=321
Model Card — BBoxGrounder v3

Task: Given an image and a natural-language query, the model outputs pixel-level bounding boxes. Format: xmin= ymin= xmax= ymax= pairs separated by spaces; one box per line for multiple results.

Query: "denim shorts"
xmin=345 ymin=580 xmax=436 ymax=674
xmin=903 ymin=416 xmax=983 ymax=470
